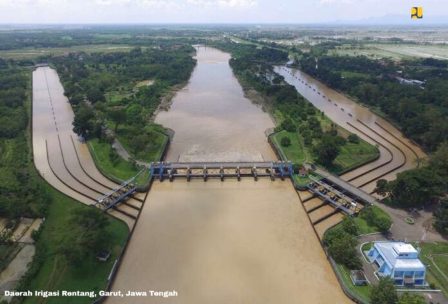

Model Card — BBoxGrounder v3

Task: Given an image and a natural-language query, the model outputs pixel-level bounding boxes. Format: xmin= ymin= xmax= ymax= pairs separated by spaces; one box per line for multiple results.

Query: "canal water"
xmin=110 ymin=47 xmax=351 ymax=303
xmin=275 ymin=66 xmax=426 ymax=193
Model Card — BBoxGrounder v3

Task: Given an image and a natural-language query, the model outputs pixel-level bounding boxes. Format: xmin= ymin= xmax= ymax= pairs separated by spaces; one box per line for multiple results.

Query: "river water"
xmin=156 ymin=46 xmax=276 ymax=162
xmin=110 ymin=47 xmax=350 ymax=303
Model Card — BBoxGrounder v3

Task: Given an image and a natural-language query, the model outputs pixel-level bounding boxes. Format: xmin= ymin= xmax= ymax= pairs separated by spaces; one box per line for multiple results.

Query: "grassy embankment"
xmin=418 ymin=242 xmax=448 ymax=296
xmin=0 ymin=68 xmax=129 ymax=304
xmin=88 ymin=138 xmax=151 ymax=186
xmin=335 ymin=263 xmax=371 ymax=303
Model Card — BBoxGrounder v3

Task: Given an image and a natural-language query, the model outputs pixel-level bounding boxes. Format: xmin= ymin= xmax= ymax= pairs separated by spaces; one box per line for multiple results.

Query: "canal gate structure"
xmin=149 ymin=161 xmax=294 ymax=182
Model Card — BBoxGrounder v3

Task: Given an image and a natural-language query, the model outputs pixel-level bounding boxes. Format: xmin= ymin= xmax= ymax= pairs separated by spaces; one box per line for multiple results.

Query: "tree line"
xmin=0 ymin=65 xmax=51 ymax=220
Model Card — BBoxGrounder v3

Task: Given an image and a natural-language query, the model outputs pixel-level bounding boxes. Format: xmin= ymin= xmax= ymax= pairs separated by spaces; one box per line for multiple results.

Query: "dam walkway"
xmin=149 ymin=161 xmax=294 ymax=182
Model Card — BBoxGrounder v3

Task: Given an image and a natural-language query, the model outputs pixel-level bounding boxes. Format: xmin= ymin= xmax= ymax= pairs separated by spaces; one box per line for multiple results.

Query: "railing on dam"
xmin=149 ymin=161 xmax=294 ymax=182
xmin=95 ymin=169 xmax=145 ymax=211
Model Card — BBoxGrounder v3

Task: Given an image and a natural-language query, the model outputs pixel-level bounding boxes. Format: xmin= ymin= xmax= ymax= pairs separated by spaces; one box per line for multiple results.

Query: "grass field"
xmin=88 ymin=139 xmax=150 ymax=186
xmin=271 ymin=129 xmax=378 ymax=175
xmin=354 ymin=206 xmax=392 ymax=235
xmin=336 ymin=263 xmax=371 ymax=304
xmin=418 ymin=242 xmax=448 ymax=296
xmin=23 ymin=184 xmax=129 ymax=304
xmin=334 ymin=140 xmax=379 ymax=174
xmin=116 ymin=124 xmax=168 ymax=163
xmin=0 ymin=44 xmax=133 ymax=60
xmin=330 ymin=44 xmax=448 ymax=60
xmin=271 ymin=130 xmax=311 ymax=164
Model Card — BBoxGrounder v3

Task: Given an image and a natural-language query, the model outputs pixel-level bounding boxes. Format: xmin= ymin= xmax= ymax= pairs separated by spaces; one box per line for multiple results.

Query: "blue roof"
xmin=373 ymin=242 xmax=425 ymax=271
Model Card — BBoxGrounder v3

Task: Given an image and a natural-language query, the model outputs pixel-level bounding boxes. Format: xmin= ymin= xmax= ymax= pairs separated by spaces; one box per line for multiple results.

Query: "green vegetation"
xmin=335 ymin=263 xmax=371 ymax=303
xmin=88 ymin=139 xmax=150 ymax=186
xmin=0 ymin=243 xmax=21 ymax=272
xmin=328 ymin=206 xmax=392 ymax=237
xmin=0 ymin=44 xmax=134 ymax=60
xmin=214 ymin=41 xmax=378 ymax=174
xmin=370 ymin=278 xmax=399 ymax=304
xmin=0 ymin=61 xmax=129 ymax=303
xmin=116 ymin=124 xmax=168 ymax=163
xmin=21 ymin=186 xmax=128 ymax=304
xmin=355 ymin=206 xmax=392 ymax=234
xmin=323 ymin=217 xmax=362 ymax=270
xmin=418 ymin=242 xmax=448 ymax=296
xmin=55 ymin=45 xmax=195 ymax=166
xmin=376 ymin=143 xmax=448 ymax=232
xmin=300 ymin=54 xmax=448 ymax=152
xmin=329 ymin=44 xmax=448 ymax=61
xmin=271 ymin=130 xmax=311 ymax=164
xmin=0 ymin=67 xmax=51 ymax=220
xmin=398 ymin=293 xmax=426 ymax=304
xmin=52 ymin=44 xmax=195 ymax=183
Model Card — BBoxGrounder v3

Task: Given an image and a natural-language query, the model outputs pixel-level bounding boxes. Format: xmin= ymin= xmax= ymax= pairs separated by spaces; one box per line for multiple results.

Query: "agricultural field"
xmin=330 ymin=43 xmax=448 ymax=60
xmin=0 ymin=44 xmax=133 ymax=60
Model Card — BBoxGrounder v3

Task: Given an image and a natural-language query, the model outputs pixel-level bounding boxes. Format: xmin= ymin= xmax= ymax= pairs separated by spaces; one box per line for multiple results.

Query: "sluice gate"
xmin=307 ymin=176 xmax=361 ymax=216
xmin=95 ymin=169 xmax=145 ymax=211
xmin=149 ymin=161 xmax=293 ymax=182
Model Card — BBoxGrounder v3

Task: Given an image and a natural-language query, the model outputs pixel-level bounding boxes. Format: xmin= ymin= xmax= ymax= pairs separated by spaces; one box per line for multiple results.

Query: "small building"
xmin=366 ymin=242 xmax=426 ymax=286
xmin=350 ymin=270 xmax=368 ymax=286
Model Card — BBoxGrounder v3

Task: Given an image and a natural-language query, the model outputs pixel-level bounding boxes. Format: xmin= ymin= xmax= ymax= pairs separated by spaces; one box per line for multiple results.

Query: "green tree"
xmin=280 ymin=136 xmax=291 ymax=147
xmin=58 ymin=208 xmax=111 ymax=266
xmin=314 ymin=135 xmax=341 ymax=166
xmin=370 ymin=278 xmax=398 ymax=304
xmin=327 ymin=231 xmax=361 ymax=269
xmin=348 ymin=134 xmax=360 ymax=144
xmin=398 ymin=292 xmax=425 ymax=304
xmin=341 ymin=217 xmax=358 ymax=236
xmin=388 ymin=168 xmax=445 ymax=207
xmin=434 ymin=198 xmax=448 ymax=235
xmin=72 ymin=103 xmax=95 ymax=138
xmin=376 ymin=179 xmax=389 ymax=196
xmin=281 ymin=118 xmax=296 ymax=132
xmin=109 ymin=108 xmax=127 ymax=133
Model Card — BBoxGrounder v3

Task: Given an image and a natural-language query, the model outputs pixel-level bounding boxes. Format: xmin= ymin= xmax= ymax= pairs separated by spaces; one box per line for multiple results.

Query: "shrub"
xmin=348 ymin=134 xmax=360 ymax=144
xmin=280 ymin=118 xmax=296 ymax=132
xmin=280 ymin=136 xmax=291 ymax=147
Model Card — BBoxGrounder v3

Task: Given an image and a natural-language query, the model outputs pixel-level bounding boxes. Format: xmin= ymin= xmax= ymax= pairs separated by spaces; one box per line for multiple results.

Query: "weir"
xmin=95 ymin=169 xmax=145 ymax=212
xmin=149 ymin=161 xmax=293 ymax=182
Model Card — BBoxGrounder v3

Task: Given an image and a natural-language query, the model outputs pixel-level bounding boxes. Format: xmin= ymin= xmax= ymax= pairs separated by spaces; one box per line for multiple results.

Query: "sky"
xmin=0 ymin=0 xmax=447 ymax=24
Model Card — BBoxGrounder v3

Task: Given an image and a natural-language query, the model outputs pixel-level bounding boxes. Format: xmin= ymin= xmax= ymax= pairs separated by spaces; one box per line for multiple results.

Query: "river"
xmin=109 ymin=46 xmax=350 ymax=303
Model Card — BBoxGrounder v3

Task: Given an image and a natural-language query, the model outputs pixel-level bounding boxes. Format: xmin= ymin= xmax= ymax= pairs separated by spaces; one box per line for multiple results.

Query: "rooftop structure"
xmin=366 ymin=242 xmax=426 ymax=286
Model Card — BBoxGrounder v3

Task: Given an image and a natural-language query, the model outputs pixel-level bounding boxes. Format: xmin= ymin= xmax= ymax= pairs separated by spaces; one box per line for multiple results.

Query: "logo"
xmin=411 ymin=7 xmax=423 ymax=19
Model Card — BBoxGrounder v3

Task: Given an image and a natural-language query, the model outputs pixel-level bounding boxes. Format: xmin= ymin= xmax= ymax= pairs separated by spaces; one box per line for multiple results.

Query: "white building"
xmin=366 ymin=242 xmax=426 ymax=286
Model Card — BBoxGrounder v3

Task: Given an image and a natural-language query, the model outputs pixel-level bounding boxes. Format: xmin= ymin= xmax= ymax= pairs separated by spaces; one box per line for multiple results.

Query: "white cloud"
xmin=187 ymin=0 xmax=257 ymax=8
xmin=319 ymin=0 xmax=354 ymax=4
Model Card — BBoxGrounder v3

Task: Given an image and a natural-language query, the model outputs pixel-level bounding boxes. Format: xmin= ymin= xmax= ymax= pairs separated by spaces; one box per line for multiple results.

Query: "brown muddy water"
xmin=32 ymin=67 xmax=140 ymax=227
xmin=275 ymin=67 xmax=426 ymax=194
xmin=110 ymin=47 xmax=350 ymax=303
